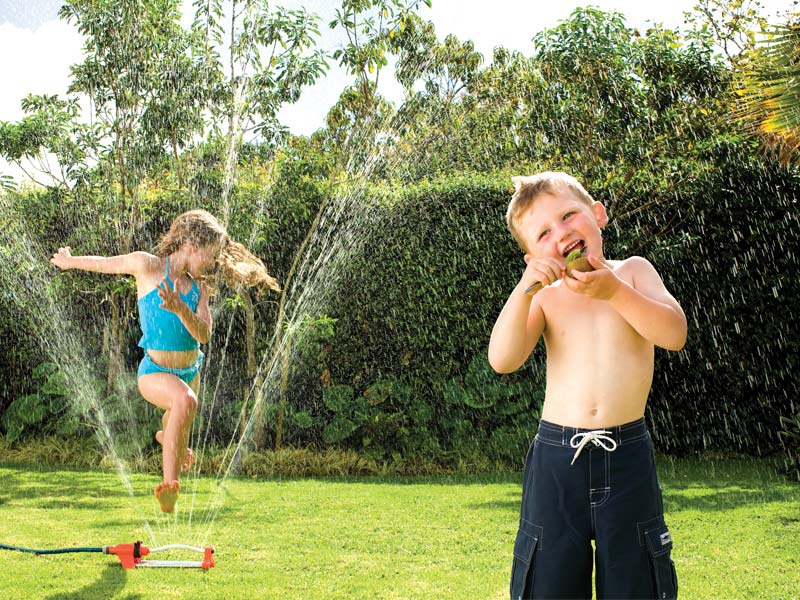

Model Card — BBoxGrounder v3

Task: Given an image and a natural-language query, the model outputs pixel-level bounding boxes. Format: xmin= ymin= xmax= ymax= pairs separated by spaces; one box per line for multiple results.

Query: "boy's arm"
xmin=571 ymin=255 xmax=687 ymax=351
xmin=51 ymin=247 xmax=152 ymax=276
xmin=488 ymin=283 xmax=546 ymax=373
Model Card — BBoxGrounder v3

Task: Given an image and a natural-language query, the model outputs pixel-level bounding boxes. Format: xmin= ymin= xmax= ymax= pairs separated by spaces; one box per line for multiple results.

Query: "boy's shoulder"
xmin=612 ymin=255 xmax=673 ymax=296
xmin=614 ymin=255 xmax=661 ymax=277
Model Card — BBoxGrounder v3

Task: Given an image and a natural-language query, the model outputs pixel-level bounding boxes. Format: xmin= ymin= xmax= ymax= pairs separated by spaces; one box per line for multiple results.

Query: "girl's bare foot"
xmin=154 ymin=480 xmax=180 ymax=513
xmin=155 ymin=431 xmax=195 ymax=472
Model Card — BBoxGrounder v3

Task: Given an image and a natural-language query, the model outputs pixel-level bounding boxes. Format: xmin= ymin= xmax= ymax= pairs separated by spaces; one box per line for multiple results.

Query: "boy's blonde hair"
xmin=507 ymin=171 xmax=595 ymax=251
xmin=157 ymin=209 xmax=280 ymax=292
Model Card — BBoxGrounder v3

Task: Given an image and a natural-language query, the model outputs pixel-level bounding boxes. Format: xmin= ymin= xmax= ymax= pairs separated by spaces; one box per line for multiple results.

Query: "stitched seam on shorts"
xmin=519 ymin=519 xmax=544 ymax=551
xmin=618 ymin=432 xmax=648 ymax=445
xmin=636 ymin=515 xmax=664 ymax=547
xmin=591 ymin=448 xmax=611 ymax=507
xmin=536 ymin=431 xmax=649 ymax=447
xmin=531 ymin=436 xmax=569 ymax=448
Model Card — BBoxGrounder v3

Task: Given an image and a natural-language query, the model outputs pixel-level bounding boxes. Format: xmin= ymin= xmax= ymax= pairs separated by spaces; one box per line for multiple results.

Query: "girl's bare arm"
xmin=50 ymin=247 xmax=152 ymax=276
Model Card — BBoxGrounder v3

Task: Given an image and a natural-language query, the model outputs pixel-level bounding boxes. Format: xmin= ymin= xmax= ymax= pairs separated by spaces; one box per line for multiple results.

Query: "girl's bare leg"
xmin=138 ymin=373 xmax=198 ymax=512
xmin=156 ymin=408 xmax=195 ymax=471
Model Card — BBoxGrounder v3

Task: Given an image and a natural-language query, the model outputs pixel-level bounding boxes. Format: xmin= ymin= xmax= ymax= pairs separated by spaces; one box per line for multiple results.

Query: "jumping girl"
xmin=50 ymin=210 xmax=279 ymax=512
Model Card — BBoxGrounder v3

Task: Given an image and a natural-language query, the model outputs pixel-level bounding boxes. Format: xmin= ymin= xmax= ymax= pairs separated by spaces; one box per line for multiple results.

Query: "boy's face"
xmin=516 ymin=190 xmax=608 ymax=265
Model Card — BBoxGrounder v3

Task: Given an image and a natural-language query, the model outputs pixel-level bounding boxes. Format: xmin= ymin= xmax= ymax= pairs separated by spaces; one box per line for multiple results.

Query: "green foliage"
xmin=734 ymin=18 xmax=800 ymax=165
xmin=778 ymin=413 xmax=800 ymax=482
xmin=191 ymin=0 xmax=328 ymax=147
xmin=1 ymin=5 xmax=799 ymax=477
xmin=318 ymin=377 xmax=439 ymax=462
xmin=0 ymin=174 xmax=16 ymax=192
xmin=0 ymin=95 xmax=93 ymax=188
xmin=1 ymin=362 xmax=84 ymax=443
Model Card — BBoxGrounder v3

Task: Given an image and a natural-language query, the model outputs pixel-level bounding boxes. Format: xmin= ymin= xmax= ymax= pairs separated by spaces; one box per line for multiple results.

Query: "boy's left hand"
xmin=157 ymin=278 xmax=188 ymax=315
xmin=562 ymin=255 xmax=622 ymax=300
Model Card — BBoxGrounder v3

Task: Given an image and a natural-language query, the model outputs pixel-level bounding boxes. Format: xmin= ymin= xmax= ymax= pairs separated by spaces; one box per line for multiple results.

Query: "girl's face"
xmin=187 ymin=243 xmax=220 ymax=277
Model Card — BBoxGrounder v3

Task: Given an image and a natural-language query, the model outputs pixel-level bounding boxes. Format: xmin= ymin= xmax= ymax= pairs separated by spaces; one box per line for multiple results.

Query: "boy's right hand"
xmin=519 ymin=256 xmax=563 ymax=294
xmin=50 ymin=247 xmax=73 ymax=270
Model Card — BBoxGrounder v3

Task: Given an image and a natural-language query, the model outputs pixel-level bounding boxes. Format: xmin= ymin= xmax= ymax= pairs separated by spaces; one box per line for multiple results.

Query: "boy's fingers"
xmin=588 ymin=255 xmax=607 ymax=269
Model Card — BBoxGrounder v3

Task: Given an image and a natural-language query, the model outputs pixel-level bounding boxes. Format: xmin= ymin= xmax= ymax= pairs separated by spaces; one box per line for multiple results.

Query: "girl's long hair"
xmin=156 ymin=209 xmax=280 ymax=293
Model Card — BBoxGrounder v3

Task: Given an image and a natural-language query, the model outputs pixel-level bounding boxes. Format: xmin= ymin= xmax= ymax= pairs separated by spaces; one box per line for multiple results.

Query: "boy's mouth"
xmin=562 ymin=240 xmax=585 ymax=257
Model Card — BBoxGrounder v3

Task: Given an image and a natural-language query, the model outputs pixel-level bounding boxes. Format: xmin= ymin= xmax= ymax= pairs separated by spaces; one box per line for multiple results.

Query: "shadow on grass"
xmin=658 ymin=455 xmax=800 ymax=513
xmin=661 ymin=486 xmax=800 ymax=513
xmin=0 ymin=464 xmax=235 ymax=525
xmin=43 ymin=564 xmax=138 ymax=600
xmin=0 ymin=467 xmax=132 ymax=509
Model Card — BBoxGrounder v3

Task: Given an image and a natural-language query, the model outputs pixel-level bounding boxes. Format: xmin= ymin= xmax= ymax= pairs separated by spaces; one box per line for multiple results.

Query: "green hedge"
xmin=2 ymin=147 xmax=798 ymax=467
xmin=279 ymin=157 xmax=799 ymax=462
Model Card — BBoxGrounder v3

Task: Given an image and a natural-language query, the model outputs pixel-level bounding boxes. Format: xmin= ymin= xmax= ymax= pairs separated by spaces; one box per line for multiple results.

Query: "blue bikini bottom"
xmin=137 ymin=351 xmax=205 ymax=385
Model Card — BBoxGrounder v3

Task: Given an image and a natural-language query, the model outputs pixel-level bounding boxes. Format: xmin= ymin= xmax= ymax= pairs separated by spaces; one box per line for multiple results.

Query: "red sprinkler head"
xmin=202 ymin=546 xmax=215 ymax=570
xmin=103 ymin=542 xmax=150 ymax=570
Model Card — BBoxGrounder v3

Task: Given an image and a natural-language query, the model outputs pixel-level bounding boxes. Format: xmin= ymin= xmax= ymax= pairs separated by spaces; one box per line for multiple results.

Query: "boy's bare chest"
xmin=540 ymin=284 xmax=638 ymax=349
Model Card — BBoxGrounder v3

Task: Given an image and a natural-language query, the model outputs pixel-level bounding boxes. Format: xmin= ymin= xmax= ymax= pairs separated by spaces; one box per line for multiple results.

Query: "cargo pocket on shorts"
xmin=510 ymin=520 xmax=542 ymax=600
xmin=642 ymin=518 xmax=678 ymax=600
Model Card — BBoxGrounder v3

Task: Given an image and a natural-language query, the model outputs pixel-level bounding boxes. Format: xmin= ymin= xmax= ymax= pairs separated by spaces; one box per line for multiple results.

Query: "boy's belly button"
xmin=591 ymin=407 xmax=598 ymax=416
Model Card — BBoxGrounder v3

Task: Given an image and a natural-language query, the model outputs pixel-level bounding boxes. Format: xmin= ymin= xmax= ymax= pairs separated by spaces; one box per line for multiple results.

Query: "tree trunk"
xmin=105 ymin=292 xmax=122 ymax=396
xmin=172 ymin=135 xmax=184 ymax=189
xmin=274 ymin=334 xmax=293 ymax=451
xmin=240 ymin=287 xmax=266 ymax=448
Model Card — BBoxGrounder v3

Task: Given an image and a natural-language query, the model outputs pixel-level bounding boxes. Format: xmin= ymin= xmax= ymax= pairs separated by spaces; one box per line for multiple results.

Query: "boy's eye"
xmin=563 ymin=211 xmax=574 ymax=220
xmin=538 ymin=229 xmax=549 ymax=241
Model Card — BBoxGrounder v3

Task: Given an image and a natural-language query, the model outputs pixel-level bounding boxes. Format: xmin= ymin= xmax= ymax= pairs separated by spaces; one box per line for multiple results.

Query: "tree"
xmin=57 ymin=0 xmax=208 ymax=394
xmin=734 ymin=18 xmax=800 ymax=165
xmin=191 ymin=0 xmax=328 ymax=450
xmin=325 ymin=0 xmax=431 ymax=166
xmin=0 ymin=95 xmax=95 ymax=189
xmin=191 ymin=0 xmax=328 ymax=212
xmin=683 ymin=0 xmax=770 ymax=62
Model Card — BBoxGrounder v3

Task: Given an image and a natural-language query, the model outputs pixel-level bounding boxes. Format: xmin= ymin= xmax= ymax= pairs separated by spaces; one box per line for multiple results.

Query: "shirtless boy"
xmin=488 ymin=172 xmax=686 ymax=599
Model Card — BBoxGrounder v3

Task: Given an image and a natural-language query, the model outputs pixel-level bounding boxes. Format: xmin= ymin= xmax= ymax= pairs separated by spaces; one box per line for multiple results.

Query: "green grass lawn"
xmin=0 ymin=456 xmax=797 ymax=599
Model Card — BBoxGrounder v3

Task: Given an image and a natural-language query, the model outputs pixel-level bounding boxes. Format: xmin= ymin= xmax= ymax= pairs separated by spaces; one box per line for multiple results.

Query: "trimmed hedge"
xmin=280 ymin=157 xmax=799 ymax=462
xmin=2 ymin=148 xmax=798 ymax=466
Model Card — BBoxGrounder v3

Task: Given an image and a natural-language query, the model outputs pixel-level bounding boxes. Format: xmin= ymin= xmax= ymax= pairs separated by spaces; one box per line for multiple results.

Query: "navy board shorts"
xmin=510 ymin=417 xmax=678 ymax=600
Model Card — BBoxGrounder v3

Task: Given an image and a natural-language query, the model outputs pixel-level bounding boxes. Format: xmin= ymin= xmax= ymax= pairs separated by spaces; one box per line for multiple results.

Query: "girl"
xmin=50 ymin=210 xmax=279 ymax=513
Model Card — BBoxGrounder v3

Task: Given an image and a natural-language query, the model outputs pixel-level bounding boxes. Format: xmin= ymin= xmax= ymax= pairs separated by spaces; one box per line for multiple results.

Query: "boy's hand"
xmin=562 ymin=255 xmax=621 ymax=300
xmin=50 ymin=247 xmax=73 ymax=270
xmin=519 ymin=256 xmax=563 ymax=294
xmin=157 ymin=278 xmax=188 ymax=315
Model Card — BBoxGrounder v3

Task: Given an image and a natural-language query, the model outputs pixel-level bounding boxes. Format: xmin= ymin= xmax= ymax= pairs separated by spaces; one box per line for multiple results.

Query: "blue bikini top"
xmin=137 ymin=256 xmax=201 ymax=351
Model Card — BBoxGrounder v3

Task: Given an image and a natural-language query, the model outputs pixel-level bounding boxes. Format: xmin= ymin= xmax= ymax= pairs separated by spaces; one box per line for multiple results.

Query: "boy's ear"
xmin=592 ymin=202 xmax=609 ymax=227
xmin=524 ymin=253 xmax=533 ymax=265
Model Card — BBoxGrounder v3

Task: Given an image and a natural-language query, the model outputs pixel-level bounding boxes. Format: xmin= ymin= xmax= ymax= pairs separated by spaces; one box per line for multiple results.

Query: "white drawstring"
xmin=569 ymin=430 xmax=618 ymax=465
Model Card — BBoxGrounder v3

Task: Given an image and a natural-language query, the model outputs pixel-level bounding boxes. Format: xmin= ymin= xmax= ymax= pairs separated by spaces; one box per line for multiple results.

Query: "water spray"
xmin=0 ymin=541 xmax=215 ymax=570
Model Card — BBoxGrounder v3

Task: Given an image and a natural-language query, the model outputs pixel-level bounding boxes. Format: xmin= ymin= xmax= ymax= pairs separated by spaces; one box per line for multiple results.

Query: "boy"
xmin=488 ymin=172 xmax=686 ymax=599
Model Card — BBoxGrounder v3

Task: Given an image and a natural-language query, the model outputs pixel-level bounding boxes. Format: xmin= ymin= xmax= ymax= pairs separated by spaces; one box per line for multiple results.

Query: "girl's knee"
xmin=173 ymin=390 xmax=198 ymax=417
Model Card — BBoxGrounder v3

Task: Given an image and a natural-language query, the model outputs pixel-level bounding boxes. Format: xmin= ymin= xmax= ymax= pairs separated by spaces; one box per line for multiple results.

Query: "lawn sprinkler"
xmin=1 ymin=541 xmax=215 ymax=571
xmin=104 ymin=542 xmax=215 ymax=570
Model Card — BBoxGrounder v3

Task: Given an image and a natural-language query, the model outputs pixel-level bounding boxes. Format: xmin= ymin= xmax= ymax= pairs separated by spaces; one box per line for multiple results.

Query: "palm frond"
xmin=735 ymin=17 xmax=800 ymax=165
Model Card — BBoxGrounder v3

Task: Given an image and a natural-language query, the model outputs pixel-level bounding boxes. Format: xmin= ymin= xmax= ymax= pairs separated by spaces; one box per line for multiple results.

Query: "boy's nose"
xmin=556 ymin=225 xmax=572 ymax=241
